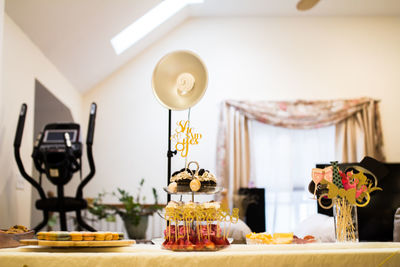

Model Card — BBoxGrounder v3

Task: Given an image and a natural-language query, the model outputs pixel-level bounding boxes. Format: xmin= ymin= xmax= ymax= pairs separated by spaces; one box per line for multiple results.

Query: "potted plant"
xmin=88 ymin=178 xmax=163 ymax=240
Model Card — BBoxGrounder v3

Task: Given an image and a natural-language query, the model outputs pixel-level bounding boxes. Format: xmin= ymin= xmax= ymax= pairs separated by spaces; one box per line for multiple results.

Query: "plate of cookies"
xmin=20 ymin=231 xmax=135 ymax=247
xmin=0 ymin=225 xmax=34 ymax=248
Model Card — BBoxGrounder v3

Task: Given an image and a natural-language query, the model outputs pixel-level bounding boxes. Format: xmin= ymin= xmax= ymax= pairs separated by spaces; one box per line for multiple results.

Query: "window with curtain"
xmin=216 ymin=97 xmax=384 ymax=233
xmin=251 ymin=121 xmax=335 ymax=233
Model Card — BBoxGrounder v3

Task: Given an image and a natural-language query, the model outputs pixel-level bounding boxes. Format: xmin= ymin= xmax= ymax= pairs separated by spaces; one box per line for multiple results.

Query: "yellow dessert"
xmin=190 ymin=179 xmax=201 ymax=192
xmin=70 ymin=232 xmax=83 ymax=241
xmin=165 ymin=201 xmax=180 ymax=212
xmin=36 ymin=232 xmax=46 ymax=240
xmin=104 ymin=232 xmax=113 ymax=241
xmin=112 ymin=232 xmax=119 ymax=240
xmin=246 ymin=232 xmax=273 ymax=244
xmin=4 ymin=225 xmax=29 ymax=234
xmin=47 ymin=232 xmax=58 ymax=241
xmin=202 ymin=201 xmax=220 ymax=211
xmin=167 ymin=182 xmax=177 ymax=193
xmin=95 ymin=232 xmax=105 ymax=241
xmin=82 ymin=232 xmax=95 ymax=241
xmin=185 ymin=201 xmax=198 ymax=210
xmin=246 ymin=232 xmax=293 ymax=244
xmin=272 ymin=233 xmax=293 ymax=244
xmin=55 ymin=231 xmax=71 ymax=241
xmin=33 ymin=231 xmax=122 ymax=242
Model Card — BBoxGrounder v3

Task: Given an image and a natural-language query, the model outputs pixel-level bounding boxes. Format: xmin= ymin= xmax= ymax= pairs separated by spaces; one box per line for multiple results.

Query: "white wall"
xmin=82 ymin=16 xmax=400 ymax=205
xmin=0 ymin=14 xmax=82 ymax=228
xmin=0 ymin=0 xmax=4 ymax=165
xmin=0 ymin=0 xmax=3 ymax=104
xmin=0 ymin=0 xmax=4 ymax=227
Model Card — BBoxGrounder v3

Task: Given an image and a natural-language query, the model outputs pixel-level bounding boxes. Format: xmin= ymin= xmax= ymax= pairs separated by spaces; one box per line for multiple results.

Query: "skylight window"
xmin=111 ymin=0 xmax=204 ymax=55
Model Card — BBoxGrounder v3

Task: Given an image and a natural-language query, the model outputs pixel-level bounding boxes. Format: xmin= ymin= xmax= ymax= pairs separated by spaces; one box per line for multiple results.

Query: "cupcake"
xmin=166 ymin=201 xmax=180 ymax=212
xmin=185 ymin=201 xmax=198 ymax=210
xmin=197 ymin=169 xmax=217 ymax=192
xmin=202 ymin=201 xmax=221 ymax=211
xmin=170 ymin=168 xmax=193 ymax=192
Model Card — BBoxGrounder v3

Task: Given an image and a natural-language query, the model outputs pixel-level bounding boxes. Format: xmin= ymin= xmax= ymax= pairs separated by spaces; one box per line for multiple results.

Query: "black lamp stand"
xmin=167 ymin=109 xmax=177 ymax=203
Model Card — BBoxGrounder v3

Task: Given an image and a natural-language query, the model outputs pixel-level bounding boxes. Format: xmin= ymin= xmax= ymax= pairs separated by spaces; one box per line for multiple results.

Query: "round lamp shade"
xmin=152 ymin=50 xmax=208 ymax=110
xmin=296 ymin=0 xmax=320 ymax=11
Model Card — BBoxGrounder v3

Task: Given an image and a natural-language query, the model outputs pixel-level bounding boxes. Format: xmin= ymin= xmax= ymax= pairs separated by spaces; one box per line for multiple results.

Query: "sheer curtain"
xmin=251 ymin=122 xmax=335 ymax=232
xmin=216 ymin=97 xmax=384 ymax=232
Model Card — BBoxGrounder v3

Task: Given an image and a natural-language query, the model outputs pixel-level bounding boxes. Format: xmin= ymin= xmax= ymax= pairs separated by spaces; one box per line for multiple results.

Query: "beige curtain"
xmin=216 ymin=98 xmax=384 ymax=207
xmin=217 ymin=105 xmax=251 ymax=209
xmin=336 ymin=99 xmax=385 ymax=162
xmin=232 ymin=110 xmax=250 ymax=208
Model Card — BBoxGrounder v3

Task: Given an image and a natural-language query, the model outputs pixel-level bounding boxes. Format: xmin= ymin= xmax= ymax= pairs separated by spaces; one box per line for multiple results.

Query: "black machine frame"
xmin=14 ymin=103 xmax=97 ymax=232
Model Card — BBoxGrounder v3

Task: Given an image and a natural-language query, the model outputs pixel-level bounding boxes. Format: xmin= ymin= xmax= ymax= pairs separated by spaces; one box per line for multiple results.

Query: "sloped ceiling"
xmin=5 ymin=0 xmax=400 ymax=93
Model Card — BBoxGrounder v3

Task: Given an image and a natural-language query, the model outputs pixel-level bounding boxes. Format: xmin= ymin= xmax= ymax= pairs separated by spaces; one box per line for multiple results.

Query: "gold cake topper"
xmin=170 ymin=120 xmax=202 ymax=158
xmin=312 ymin=165 xmax=382 ymax=209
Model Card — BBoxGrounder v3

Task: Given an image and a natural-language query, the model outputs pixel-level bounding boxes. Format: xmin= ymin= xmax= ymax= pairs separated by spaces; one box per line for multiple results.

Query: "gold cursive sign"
xmin=171 ymin=120 xmax=202 ymax=158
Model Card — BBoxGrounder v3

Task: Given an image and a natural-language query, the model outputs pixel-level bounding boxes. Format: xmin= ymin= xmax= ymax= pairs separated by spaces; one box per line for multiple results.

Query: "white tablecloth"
xmin=1 ymin=243 xmax=400 ymax=267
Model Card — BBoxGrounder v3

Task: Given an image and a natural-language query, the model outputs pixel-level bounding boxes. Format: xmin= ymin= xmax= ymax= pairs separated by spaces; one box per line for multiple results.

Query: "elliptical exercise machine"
xmin=14 ymin=103 xmax=97 ymax=232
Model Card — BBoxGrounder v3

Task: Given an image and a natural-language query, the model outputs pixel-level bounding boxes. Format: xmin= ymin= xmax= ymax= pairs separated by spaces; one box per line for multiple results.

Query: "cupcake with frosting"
xmin=196 ymin=169 xmax=217 ymax=192
xmin=202 ymin=201 xmax=221 ymax=211
xmin=168 ymin=166 xmax=218 ymax=193
xmin=169 ymin=168 xmax=193 ymax=192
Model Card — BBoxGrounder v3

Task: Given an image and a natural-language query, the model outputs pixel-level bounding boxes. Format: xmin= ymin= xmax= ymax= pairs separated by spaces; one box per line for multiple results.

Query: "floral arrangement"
xmin=311 ymin=161 xmax=382 ymax=242
xmin=311 ymin=161 xmax=381 ymax=209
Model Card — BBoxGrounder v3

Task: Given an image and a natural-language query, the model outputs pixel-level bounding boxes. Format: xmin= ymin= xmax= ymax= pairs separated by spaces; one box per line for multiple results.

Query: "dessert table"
xmin=1 ymin=243 xmax=400 ymax=267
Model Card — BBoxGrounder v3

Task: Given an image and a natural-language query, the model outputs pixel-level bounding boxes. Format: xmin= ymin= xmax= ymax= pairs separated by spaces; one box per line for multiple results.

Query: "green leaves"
xmin=88 ymin=179 xmax=162 ymax=226
xmin=152 ymin=188 xmax=159 ymax=204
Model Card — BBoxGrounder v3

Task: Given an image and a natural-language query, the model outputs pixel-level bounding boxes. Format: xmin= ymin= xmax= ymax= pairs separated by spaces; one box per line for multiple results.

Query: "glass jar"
xmin=333 ymin=197 xmax=359 ymax=242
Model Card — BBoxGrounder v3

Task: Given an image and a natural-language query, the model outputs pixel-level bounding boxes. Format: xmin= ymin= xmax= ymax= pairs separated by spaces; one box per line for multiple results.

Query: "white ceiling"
xmin=5 ymin=0 xmax=400 ymax=93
